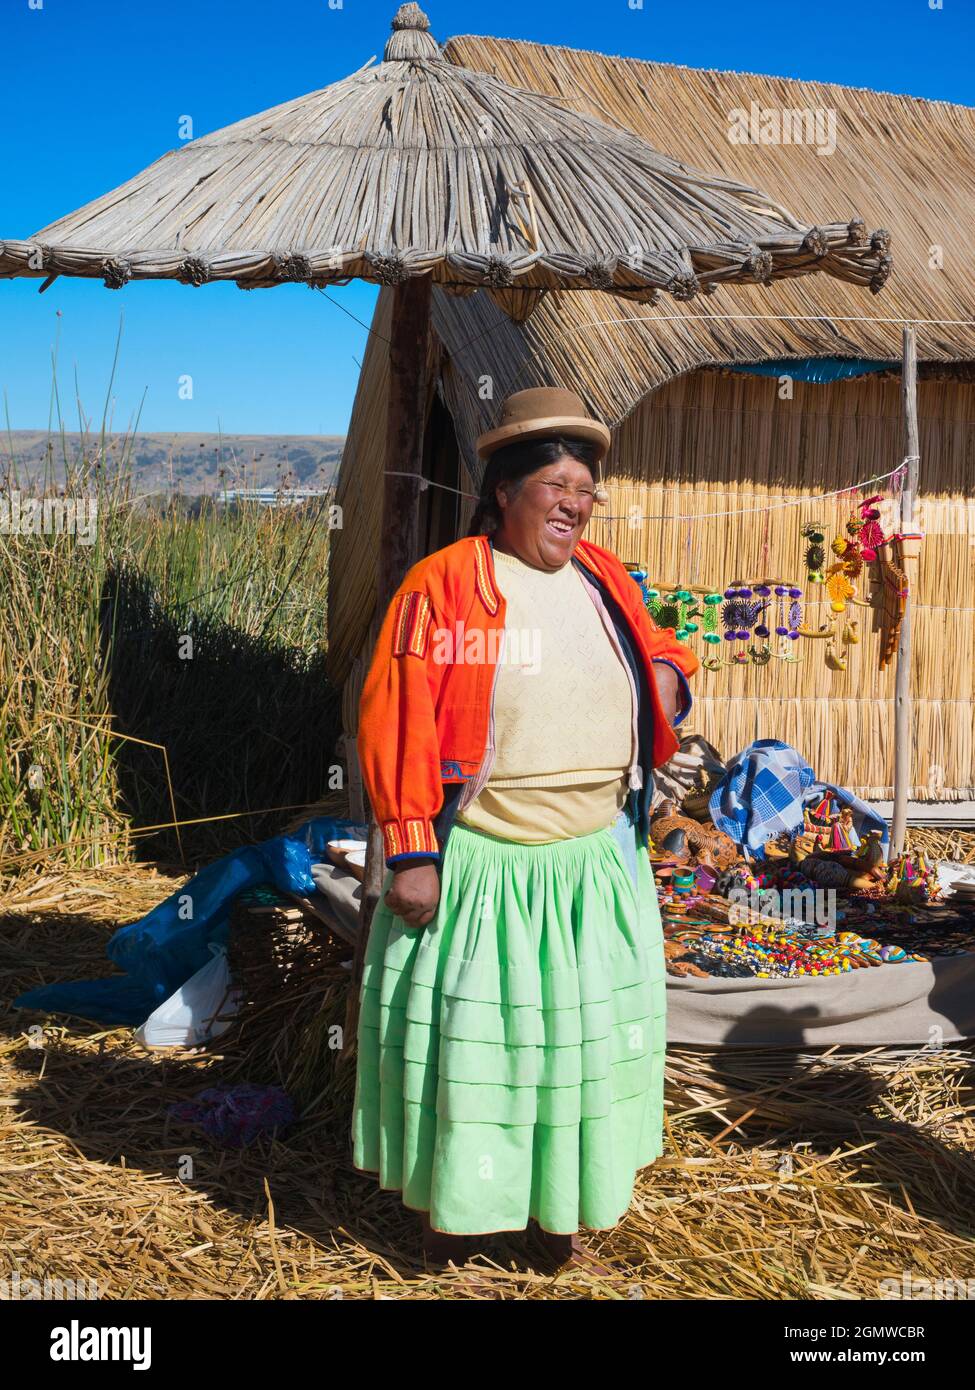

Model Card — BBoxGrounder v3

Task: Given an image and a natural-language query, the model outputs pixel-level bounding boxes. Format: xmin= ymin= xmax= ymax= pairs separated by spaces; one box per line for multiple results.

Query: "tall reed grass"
xmin=1 ymin=391 xmax=340 ymax=877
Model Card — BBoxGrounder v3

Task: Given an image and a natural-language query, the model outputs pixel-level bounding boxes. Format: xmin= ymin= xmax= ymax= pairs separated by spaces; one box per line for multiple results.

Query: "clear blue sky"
xmin=2 ymin=0 xmax=971 ymax=435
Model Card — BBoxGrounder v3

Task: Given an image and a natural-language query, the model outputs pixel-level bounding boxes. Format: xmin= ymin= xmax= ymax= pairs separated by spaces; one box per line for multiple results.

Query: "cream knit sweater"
xmin=456 ymin=546 xmax=634 ymax=842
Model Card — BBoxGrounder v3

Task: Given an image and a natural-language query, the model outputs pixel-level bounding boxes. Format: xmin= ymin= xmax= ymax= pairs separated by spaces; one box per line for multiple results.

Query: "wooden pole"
xmin=891 ymin=326 xmax=919 ymax=859
xmin=343 ymin=273 xmax=432 ymax=1059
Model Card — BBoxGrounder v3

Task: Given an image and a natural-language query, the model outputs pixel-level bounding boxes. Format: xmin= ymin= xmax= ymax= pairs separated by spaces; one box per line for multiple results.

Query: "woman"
xmin=352 ymin=386 xmax=698 ymax=1268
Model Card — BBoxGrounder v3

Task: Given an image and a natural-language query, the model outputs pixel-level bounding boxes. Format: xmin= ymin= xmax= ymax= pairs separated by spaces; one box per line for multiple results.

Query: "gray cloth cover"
xmin=665 ymin=955 xmax=975 ymax=1047
xmin=309 ymin=861 xmax=361 ymax=937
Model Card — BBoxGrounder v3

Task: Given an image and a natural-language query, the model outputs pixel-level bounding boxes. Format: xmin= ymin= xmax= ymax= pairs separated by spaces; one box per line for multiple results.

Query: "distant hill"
xmin=1 ymin=432 xmax=345 ymax=495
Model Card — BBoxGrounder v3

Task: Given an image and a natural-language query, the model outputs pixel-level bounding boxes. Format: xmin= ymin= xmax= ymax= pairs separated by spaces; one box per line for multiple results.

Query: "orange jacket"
xmin=358 ymin=534 xmax=699 ymax=866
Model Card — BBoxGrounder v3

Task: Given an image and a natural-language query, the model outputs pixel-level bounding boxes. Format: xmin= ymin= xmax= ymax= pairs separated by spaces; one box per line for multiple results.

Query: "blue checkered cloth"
xmin=708 ymin=739 xmax=888 ymax=861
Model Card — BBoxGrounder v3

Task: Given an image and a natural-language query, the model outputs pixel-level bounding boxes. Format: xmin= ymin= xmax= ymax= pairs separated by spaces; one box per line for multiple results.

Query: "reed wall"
xmin=330 ymin=365 xmax=973 ymax=801
xmin=583 ymin=370 xmax=973 ymax=799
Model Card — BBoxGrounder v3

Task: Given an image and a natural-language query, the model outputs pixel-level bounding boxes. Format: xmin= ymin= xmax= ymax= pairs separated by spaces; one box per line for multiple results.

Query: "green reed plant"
xmin=2 ymin=395 xmax=339 ymax=876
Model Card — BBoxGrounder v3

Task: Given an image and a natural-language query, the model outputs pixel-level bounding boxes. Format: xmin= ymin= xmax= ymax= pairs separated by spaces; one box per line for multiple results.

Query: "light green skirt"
xmin=351 ymin=814 xmax=666 ymax=1235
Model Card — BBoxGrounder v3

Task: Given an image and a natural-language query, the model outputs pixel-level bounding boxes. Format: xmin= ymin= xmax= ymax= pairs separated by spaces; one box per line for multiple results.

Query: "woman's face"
xmin=494 ymin=452 xmax=596 ymax=571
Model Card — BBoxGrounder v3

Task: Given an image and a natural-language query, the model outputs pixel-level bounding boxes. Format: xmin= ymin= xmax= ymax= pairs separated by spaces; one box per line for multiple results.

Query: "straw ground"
xmin=3 ymin=855 xmax=974 ymax=1301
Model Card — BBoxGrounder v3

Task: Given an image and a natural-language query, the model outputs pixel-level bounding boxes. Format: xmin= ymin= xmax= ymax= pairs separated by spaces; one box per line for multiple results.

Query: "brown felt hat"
xmin=475 ymin=387 xmax=611 ymax=461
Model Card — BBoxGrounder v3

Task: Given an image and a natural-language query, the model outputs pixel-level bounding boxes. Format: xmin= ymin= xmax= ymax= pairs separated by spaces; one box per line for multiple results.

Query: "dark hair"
xmin=467 ymin=435 xmax=599 ymax=536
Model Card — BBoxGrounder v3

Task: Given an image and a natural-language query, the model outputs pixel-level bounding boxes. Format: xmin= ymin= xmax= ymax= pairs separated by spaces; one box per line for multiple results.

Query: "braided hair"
xmin=467 ymin=435 xmax=599 ymax=537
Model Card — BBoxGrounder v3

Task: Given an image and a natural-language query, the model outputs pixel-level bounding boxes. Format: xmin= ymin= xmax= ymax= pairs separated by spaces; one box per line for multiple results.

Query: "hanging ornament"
xmin=878 ymin=553 xmax=908 ymax=670
xmin=842 ymin=619 xmax=860 ymax=646
xmin=668 ymin=587 xmax=700 ymax=641
xmin=658 ymin=592 xmax=682 ymax=630
xmin=774 ymin=585 xmax=789 ymax=640
xmin=844 ymin=508 xmax=865 ymax=551
xmin=680 ymin=589 xmax=702 ymax=638
xmin=825 ymin=566 xmax=856 ymax=613
xmin=748 ymin=581 xmax=772 ymax=664
xmin=801 ymin=523 xmax=826 ymax=583
xmin=825 ymin=636 xmax=847 ymax=671
xmin=722 ymin=585 xmax=758 ymax=665
xmin=852 ymin=495 xmax=907 ymax=672
xmin=823 ymin=492 xmax=893 ymax=624
xmin=772 ymin=585 xmax=804 ymax=641
xmin=641 ymin=578 xmax=719 ymax=656
xmin=771 ymin=582 xmax=805 ymax=661
xmin=700 ymin=590 xmax=724 ymax=669
xmin=858 ymin=495 xmax=887 ymax=562
xmin=702 ymin=591 xmax=722 ymax=645
xmin=741 ymin=596 xmax=765 ymax=664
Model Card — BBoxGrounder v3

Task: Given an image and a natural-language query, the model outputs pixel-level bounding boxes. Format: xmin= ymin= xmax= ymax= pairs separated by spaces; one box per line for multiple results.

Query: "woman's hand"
xmin=653 ymin=661 xmax=680 ymax=726
xmin=385 ymin=861 xmax=440 ymax=928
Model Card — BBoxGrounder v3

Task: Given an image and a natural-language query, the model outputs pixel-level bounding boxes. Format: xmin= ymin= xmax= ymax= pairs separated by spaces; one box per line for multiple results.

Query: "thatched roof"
xmin=426 ymin=34 xmax=975 ymax=440
xmin=327 ymin=37 xmax=975 ymax=686
xmin=0 ymin=6 xmax=887 ymax=312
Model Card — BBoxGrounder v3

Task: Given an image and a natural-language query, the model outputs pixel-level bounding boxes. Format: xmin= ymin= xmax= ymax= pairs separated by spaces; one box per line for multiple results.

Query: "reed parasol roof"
xmin=0 ymin=4 xmax=889 ymax=316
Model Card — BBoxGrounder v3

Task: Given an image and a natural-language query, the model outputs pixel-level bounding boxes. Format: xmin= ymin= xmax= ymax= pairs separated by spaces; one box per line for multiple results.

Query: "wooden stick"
xmin=891 ymin=326 xmax=919 ymax=858
xmin=343 ymin=272 xmax=433 ymax=1060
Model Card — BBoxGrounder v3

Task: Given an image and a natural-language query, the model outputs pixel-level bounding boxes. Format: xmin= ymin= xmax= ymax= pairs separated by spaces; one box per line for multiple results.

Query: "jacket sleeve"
xmin=357 ymin=581 xmax=449 ymax=868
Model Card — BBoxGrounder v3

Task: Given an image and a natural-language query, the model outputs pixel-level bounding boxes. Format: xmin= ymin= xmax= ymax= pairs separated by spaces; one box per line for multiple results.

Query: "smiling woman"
xmin=471 ymin=435 xmax=601 ymax=565
xmin=352 ymin=386 xmax=699 ymax=1271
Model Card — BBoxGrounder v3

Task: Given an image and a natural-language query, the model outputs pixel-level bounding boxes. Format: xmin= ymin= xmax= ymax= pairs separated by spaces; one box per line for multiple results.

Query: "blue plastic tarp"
xmin=14 ymin=816 xmax=365 ymax=1026
xmin=727 ymin=357 xmax=892 ymax=383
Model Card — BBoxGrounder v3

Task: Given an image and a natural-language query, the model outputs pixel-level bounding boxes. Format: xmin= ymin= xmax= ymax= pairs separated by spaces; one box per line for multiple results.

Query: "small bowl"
xmin=326 ymin=840 xmax=368 ymax=879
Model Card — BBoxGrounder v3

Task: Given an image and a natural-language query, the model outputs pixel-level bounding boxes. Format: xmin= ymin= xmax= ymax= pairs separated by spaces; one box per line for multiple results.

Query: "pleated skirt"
xmin=351 ymin=812 xmax=667 ymax=1235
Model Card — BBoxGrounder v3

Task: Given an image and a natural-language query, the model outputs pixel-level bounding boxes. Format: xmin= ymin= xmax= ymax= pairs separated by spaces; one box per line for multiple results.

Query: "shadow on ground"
xmin=99 ymin=565 xmax=341 ymax=863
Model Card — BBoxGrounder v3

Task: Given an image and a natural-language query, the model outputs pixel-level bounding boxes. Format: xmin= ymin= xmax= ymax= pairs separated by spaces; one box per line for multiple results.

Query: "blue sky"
xmin=2 ymin=0 xmax=971 ymax=435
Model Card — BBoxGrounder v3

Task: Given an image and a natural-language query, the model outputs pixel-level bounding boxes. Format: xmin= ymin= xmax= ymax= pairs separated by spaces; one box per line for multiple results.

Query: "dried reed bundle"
xmin=906 ymin=827 xmax=975 ymax=863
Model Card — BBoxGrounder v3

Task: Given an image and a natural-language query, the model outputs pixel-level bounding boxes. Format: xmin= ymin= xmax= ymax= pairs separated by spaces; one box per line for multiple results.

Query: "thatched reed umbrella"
xmin=0 ymin=5 xmax=891 ymax=302
xmin=1 ymin=4 xmax=892 ymax=1033
xmin=0 ymin=1 xmax=891 ymax=595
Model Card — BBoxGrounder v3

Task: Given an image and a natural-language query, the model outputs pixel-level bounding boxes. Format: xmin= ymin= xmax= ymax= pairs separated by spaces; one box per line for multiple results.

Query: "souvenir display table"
xmin=657 ymin=856 xmax=975 ymax=1047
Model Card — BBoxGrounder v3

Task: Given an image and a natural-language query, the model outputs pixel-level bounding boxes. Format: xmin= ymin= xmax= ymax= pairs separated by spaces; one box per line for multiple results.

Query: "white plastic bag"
xmin=938 ymin=861 xmax=975 ymax=897
xmin=134 ymin=944 xmax=240 ymax=1048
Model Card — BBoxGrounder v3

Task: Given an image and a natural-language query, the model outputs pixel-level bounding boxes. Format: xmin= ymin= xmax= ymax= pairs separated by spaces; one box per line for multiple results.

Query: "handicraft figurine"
xmin=649 ymin=801 xmax=739 ymax=871
xmin=762 ymin=811 xmax=887 ymax=891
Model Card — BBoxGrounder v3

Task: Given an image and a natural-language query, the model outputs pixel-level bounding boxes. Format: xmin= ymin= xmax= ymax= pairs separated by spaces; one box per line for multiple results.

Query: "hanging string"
xmin=320 ymin=281 xmax=975 ymax=371
xmin=384 ymin=469 xmax=479 ymax=500
xmin=435 ymin=306 xmax=975 ymax=445
xmin=595 ymin=461 xmax=911 ymax=523
xmin=382 ymin=457 xmax=918 ymax=521
xmin=563 ymin=310 xmax=975 ymax=332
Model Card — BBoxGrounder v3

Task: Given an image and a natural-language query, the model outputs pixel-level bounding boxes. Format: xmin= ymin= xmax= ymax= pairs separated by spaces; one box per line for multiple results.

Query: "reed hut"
xmin=330 ymin=34 xmax=975 ymax=814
